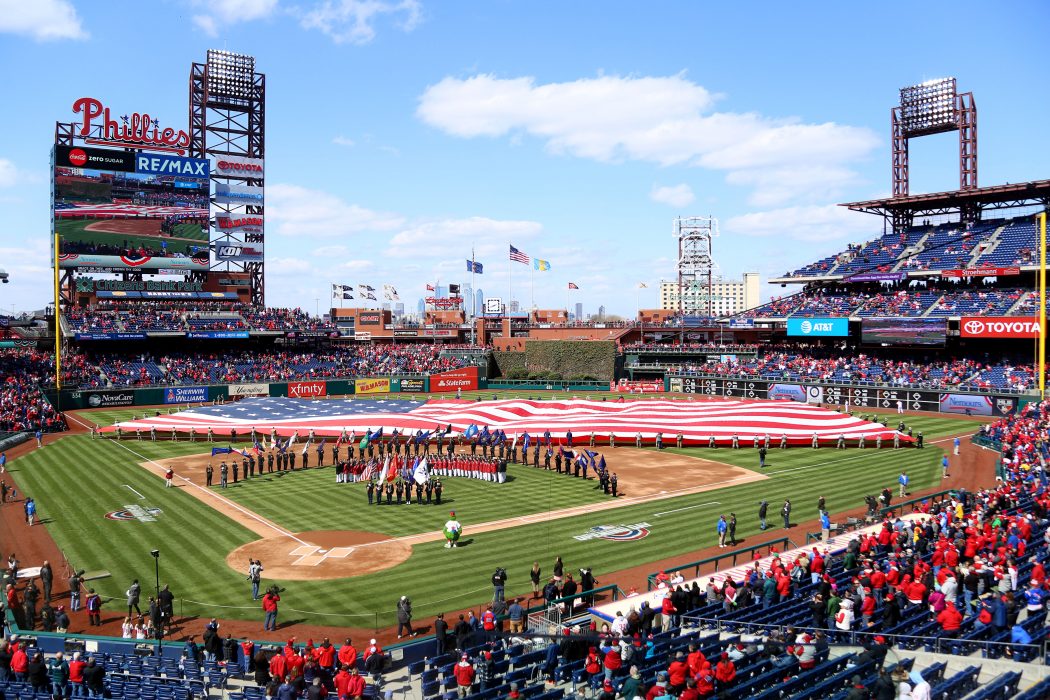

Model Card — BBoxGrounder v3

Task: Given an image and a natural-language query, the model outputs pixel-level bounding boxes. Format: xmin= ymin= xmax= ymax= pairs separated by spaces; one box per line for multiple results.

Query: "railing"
xmin=646 ymin=537 xmax=793 ymax=590
xmin=879 ymin=489 xmax=957 ymax=518
xmin=971 ymin=434 xmax=1002 ymax=450
xmin=680 ymin=615 xmax=1046 ymax=665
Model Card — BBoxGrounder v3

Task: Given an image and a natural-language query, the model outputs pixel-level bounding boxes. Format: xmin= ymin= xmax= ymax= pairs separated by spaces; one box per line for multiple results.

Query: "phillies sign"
xmin=431 ymin=366 xmax=479 ymax=392
xmin=72 ymin=97 xmax=190 ymax=155
xmin=959 ymin=317 xmax=1041 ymax=339
xmin=288 ymin=381 xmax=327 ymax=398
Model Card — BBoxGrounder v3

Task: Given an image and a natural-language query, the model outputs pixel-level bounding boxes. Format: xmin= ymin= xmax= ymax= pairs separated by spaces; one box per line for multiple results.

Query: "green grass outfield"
xmin=20 ymin=407 xmax=982 ymax=627
xmin=56 ymin=219 xmax=208 ymax=256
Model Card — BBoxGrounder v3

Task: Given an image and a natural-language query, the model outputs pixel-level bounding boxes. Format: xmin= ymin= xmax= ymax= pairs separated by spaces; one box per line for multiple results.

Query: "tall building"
xmin=462 ymin=283 xmax=474 ymax=315
xmin=417 ymin=297 xmax=426 ymax=315
xmin=575 ymin=302 xmax=583 ymax=321
xmin=435 ymin=284 xmax=448 ymax=298
xmin=475 ymin=289 xmax=485 ymax=314
xmin=394 ymin=302 xmax=405 ymax=318
xmin=598 ymin=305 xmax=606 ymax=320
xmin=659 ymin=272 xmax=761 ymax=316
xmin=509 ymin=300 xmax=521 ymax=313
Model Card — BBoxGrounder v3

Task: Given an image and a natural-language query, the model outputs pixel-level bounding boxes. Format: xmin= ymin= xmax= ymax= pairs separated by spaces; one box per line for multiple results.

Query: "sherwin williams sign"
xmin=786 ymin=317 xmax=849 ymax=337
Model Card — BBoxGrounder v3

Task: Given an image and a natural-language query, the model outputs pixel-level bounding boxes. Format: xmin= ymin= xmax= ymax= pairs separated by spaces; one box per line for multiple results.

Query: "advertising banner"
xmin=55 ymin=145 xmax=135 ymax=172
xmin=213 ymin=155 xmax=265 ymax=178
xmin=359 ymin=312 xmax=382 ymax=326
xmin=214 ymin=214 xmax=264 ymax=236
xmin=355 ymin=378 xmax=391 ymax=394
xmin=941 ymin=267 xmax=1020 ymax=279
xmin=431 ymin=366 xmax=479 ymax=392
xmin=959 ymin=317 xmax=1040 ymax=339
xmin=285 ymin=330 xmax=340 ymax=339
xmin=420 ymin=328 xmax=457 ymax=337
xmin=354 ymin=331 xmax=372 ymax=340
xmin=806 ymin=386 xmax=824 ymax=404
xmin=767 ymin=383 xmax=807 ymax=402
xmin=213 ymin=243 xmax=264 ymax=263
xmin=938 ymin=393 xmax=994 ymax=416
xmin=845 ymin=272 xmax=906 ymax=283
xmin=85 ymin=390 xmax=135 ymax=408
xmin=668 ymin=377 xmax=683 ymax=393
xmin=229 ymin=383 xmax=269 ymax=397
xmin=213 ymin=182 xmax=264 ymax=205
xmin=394 ymin=329 xmax=418 ymax=337
xmin=288 ymin=380 xmax=327 ymax=398
xmin=400 ymin=378 xmax=425 ymax=392
xmin=164 ymin=386 xmax=208 ymax=404
xmin=186 ymin=331 xmax=250 ymax=339
xmin=728 ymin=318 xmax=755 ymax=328
xmin=74 ymin=332 xmax=146 ymax=341
xmin=786 ymin=317 xmax=849 ymax=337
xmin=134 ymin=153 xmax=209 ymax=178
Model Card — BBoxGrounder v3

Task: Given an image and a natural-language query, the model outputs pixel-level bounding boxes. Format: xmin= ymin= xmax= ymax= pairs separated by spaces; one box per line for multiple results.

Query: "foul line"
xmin=123 ymin=484 xmax=145 ymax=500
xmin=65 ymin=412 xmax=307 ymax=546
xmin=654 ymin=501 xmax=720 ymax=517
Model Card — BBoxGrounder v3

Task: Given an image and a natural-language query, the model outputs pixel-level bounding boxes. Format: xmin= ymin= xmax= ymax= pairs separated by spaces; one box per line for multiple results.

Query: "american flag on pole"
xmin=509 ymin=245 xmax=530 ymax=264
xmin=103 ymin=397 xmax=903 ymax=446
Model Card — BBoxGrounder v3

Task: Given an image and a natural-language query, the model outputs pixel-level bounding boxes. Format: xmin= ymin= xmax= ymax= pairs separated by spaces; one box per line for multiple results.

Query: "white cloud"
xmin=192 ymin=0 xmax=278 ymax=37
xmin=387 ymin=216 xmax=542 ymax=257
xmin=0 ymin=160 xmax=19 ymax=188
xmin=724 ymin=204 xmax=877 ymax=243
xmin=266 ymin=257 xmax=314 ymax=276
xmin=0 ymin=0 xmax=86 ymax=40
xmin=650 ymin=183 xmax=695 ymax=208
xmin=267 ymin=183 xmax=405 ymax=237
xmin=299 ymin=0 xmax=422 ymax=44
xmin=418 ymin=74 xmax=879 ymax=205
xmin=340 ymin=259 xmax=374 ymax=271
xmin=332 ymin=135 xmax=355 ymax=147
xmin=727 ymin=166 xmax=865 ymax=207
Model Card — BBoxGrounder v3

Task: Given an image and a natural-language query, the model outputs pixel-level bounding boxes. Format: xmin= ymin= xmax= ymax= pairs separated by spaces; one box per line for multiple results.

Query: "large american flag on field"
xmin=102 ymin=398 xmax=902 ymax=446
xmin=54 ymin=203 xmax=209 ymax=218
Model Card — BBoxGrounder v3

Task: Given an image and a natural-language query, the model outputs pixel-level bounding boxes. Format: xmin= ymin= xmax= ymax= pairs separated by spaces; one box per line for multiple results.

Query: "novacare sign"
xmin=787 ymin=317 xmax=849 ymax=337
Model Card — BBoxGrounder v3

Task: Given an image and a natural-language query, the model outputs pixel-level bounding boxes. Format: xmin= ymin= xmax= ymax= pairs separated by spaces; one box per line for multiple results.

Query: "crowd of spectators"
xmin=0 ymin=350 xmax=67 ymax=433
xmin=673 ymin=350 xmax=1034 ymax=391
xmin=737 ymin=286 xmax=1035 ymax=319
xmin=237 ymin=306 xmax=337 ymax=332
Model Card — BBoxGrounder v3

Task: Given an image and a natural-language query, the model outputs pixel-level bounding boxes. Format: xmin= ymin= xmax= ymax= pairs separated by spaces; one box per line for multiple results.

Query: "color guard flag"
xmin=466 ymin=260 xmax=484 ymax=274
xmin=534 ymin=259 xmax=551 ymax=271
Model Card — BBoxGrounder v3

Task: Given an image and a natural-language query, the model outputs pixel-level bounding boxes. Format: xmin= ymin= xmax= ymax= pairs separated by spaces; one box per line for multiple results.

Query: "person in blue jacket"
xmin=717 ymin=515 xmax=728 ymax=548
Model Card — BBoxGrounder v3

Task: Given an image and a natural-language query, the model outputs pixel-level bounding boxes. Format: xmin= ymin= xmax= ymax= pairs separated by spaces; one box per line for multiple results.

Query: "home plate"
xmin=289 ymin=544 xmax=356 ymax=566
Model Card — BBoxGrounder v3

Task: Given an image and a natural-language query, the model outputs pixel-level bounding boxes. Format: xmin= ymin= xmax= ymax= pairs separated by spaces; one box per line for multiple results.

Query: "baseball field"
xmin=9 ymin=394 xmax=982 ymax=631
xmin=55 ymin=218 xmax=209 ymax=256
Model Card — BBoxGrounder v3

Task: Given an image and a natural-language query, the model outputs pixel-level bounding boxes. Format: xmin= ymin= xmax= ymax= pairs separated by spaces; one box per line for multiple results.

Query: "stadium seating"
xmin=926 ymin=288 xmax=1025 ymax=317
xmin=0 ymin=349 xmax=67 ymax=432
xmin=973 ymin=219 xmax=1038 ymax=268
xmin=855 ymin=291 xmax=941 ymax=317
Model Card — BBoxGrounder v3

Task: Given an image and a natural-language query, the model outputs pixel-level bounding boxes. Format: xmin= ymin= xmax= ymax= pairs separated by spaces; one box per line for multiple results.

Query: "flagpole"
xmin=531 ymin=264 xmax=535 ymax=313
xmin=471 ymin=246 xmax=476 ymax=346
xmin=508 ymin=242 xmax=512 ymax=315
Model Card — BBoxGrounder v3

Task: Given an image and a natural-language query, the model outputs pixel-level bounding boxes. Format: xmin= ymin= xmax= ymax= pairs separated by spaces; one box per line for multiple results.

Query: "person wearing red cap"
xmin=454 ymin=653 xmax=475 ymax=698
xmin=597 ymin=677 xmax=616 ymax=700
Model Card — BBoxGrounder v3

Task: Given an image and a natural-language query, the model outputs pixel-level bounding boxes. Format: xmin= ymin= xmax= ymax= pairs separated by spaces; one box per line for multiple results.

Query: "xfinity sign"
xmin=787 ymin=317 xmax=848 ymax=337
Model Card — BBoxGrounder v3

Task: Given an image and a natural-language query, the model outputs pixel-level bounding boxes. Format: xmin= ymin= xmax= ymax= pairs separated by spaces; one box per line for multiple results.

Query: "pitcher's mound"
xmin=227 ymin=530 xmax=411 ymax=581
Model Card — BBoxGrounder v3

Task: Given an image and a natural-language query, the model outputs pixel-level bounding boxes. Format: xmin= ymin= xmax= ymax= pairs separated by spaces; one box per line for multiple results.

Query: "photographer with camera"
xmin=491 ymin=567 xmax=507 ymax=602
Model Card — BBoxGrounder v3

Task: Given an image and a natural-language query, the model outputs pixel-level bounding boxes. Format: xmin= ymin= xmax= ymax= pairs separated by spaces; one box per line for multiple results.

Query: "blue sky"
xmin=0 ymin=0 xmax=1046 ymax=316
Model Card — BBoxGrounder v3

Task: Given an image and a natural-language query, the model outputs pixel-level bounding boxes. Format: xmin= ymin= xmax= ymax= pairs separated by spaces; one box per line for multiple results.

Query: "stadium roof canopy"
xmin=841 ymin=178 xmax=1050 ymax=223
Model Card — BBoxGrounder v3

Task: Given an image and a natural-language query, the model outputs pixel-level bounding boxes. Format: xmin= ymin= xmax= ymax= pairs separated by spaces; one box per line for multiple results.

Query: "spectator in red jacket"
xmin=937 ymin=601 xmax=963 ymax=637
xmin=667 ymin=651 xmax=689 ymax=692
xmin=454 ymin=654 xmax=475 ymax=698
xmin=714 ymin=653 xmax=736 ymax=687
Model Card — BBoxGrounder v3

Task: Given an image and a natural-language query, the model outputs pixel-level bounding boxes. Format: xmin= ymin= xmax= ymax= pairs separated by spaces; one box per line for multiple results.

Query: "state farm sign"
xmin=431 ymin=366 xmax=478 ymax=392
xmin=960 ymin=317 xmax=1041 ymax=339
xmin=288 ymin=380 xmax=327 ymax=398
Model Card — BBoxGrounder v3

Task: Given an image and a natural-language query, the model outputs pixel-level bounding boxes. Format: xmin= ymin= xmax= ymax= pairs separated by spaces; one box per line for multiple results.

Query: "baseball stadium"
xmin=1 ymin=11 xmax=1049 ymax=700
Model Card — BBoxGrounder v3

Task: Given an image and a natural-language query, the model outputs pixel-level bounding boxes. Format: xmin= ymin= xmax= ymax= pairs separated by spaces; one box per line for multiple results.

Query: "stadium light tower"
xmin=673 ymin=216 xmax=719 ymax=317
xmin=189 ymin=50 xmax=266 ymax=305
xmin=892 ymin=77 xmax=977 ymax=200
